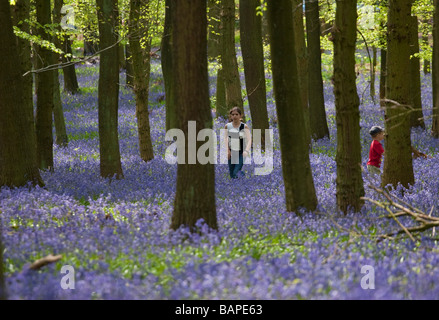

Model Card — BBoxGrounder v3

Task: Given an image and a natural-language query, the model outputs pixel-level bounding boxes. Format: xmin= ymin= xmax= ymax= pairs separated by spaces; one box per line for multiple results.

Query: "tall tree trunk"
xmin=162 ymin=0 xmax=177 ymax=131
xmin=409 ymin=15 xmax=425 ymax=129
xmin=129 ymin=0 xmax=154 ymax=163
xmin=433 ymin=0 xmax=439 ymax=138
xmin=305 ymin=0 xmax=329 ymax=140
xmin=379 ymin=48 xmax=387 ymax=106
xmin=332 ymin=0 xmax=364 ymax=213
xmin=267 ymin=0 xmax=318 ymax=213
xmin=97 ymin=0 xmax=123 ymax=179
xmin=382 ymin=0 xmax=414 ymax=188
xmin=293 ymin=0 xmax=311 ymax=148
xmin=371 ymin=46 xmax=377 ymax=102
xmin=62 ymin=35 xmax=79 ymax=94
xmin=0 ymin=224 xmax=4 ymax=300
xmin=239 ymin=0 xmax=269 ymax=147
xmin=217 ymin=0 xmax=244 ymax=119
xmin=207 ymin=0 xmax=221 ymax=60
xmin=35 ymin=0 xmax=54 ymax=170
xmin=0 ymin=0 xmax=43 ymax=187
xmin=125 ymin=43 xmax=134 ymax=87
xmin=53 ymin=0 xmax=68 ymax=147
xmin=170 ymin=0 xmax=217 ymax=231
xmin=12 ymin=0 xmax=35 ymax=154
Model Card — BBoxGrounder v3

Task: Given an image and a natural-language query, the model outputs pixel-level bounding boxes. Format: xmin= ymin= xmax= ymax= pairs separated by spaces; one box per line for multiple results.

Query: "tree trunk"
xmin=239 ymin=0 xmax=269 ymax=147
xmin=379 ymin=48 xmax=387 ymax=107
xmin=267 ymin=0 xmax=318 ymax=213
xmin=305 ymin=0 xmax=329 ymax=140
xmin=125 ymin=43 xmax=134 ymax=87
xmin=62 ymin=36 xmax=79 ymax=94
xmin=12 ymin=0 xmax=35 ymax=153
xmin=217 ymin=0 xmax=244 ymax=119
xmin=207 ymin=0 xmax=221 ymax=60
xmin=293 ymin=0 xmax=311 ymax=148
xmin=53 ymin=0 xmax=68 ymax=147
xmin=170 ymin=0 xmax=217 ymax=231
xmin=332 ymin=0 xmax=364 ymax=213
xmin=371 ymin=46 xmax=377 ymax=102
xmin=0 ymin=0 xmax=43 ymax=187
xmin=129 ymin=0 xmax=154 ymax=163
xmin=97 ymin=0 xmax=123 ymax=179
xmin=433 ymin=0 xmax=439 ymax=138
xmin=382 ymin=0 xmax=414 ymax=188
xmin=409 ymin=15 xmax=425 ymax=129
xmin=162 ymin=0 xmax=177 ymax=131
xmin=0 ymin=223 xmax=4 ymax=300
xmin=35 ymin=0 xmax=54 ymax=171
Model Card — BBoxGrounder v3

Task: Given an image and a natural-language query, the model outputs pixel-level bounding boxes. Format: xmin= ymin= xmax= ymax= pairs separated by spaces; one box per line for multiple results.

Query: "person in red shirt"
xmin=367 ymin=126 xmax=385 ymax=176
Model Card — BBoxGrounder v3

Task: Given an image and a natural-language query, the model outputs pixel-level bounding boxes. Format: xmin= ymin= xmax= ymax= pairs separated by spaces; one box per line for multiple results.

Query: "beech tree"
xmin=35 ymin=0 xmax=55 ymax=170
xmin=267 ymin=0 xmax=318 ymax=213
xmin=332 ymin=0 xmax=364 ymax=213
xmin=239 ymin=0 xmax=269 ymax=146
xmin=0 ymin=0 xmax=43 ymax=187
xmin=305 ymin=0 xmax=329 ymax=140
xmin=170 ymin=0 xmax=217 ymax=230
xmin=382 ymin=0 xmax=415 ymax=188
xmin=129 ymin=0 xmax=154 ymax=163
xmin=216 ymin=0 xmax=244 ymax=119
xmin=432 ymin=0 xmax=439 ymax=138
xmin=162 ymin=0 xmax=177 ymax=131
xmin=97 ymin=0 xmax=123 ymax=179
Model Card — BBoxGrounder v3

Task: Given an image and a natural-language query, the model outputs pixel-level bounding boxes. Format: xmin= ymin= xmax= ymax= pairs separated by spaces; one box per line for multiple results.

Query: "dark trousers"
xmin=228 ymin=151 xmax=244 ymax=179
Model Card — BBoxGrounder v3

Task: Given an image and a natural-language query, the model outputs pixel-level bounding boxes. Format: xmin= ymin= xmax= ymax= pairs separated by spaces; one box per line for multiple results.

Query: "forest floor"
xmin=1 ymin=58 xmax=439 ymax=300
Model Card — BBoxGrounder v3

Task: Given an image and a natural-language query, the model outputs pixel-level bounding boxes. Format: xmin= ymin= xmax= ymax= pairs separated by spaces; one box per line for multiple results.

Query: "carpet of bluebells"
xmin=1 ymin=54 xmax=439 ymax=300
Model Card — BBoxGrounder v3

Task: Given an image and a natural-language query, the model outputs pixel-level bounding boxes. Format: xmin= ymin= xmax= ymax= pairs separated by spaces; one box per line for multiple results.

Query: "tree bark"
xmin=170 ymin=0 xmax=217 ymax=231
xmin=379 ymin=48 xmax=387 ymax=107
xmin=409 ymin=15 xmax=425 ymax=129
xmin=433 ymin=0 xmax=439 ymax=138
xmin=305 ymin=0 xmax=329 ymax=140
xmin=332 ymin=0 xmax=364 ymax=213
xmin=129 ymin=0 xmax=154 ymax=163
xmin=217 ymin=0 xmax=244 ymax=119
xmin=0 ymin=0 xmax=43 ymax=187
xmin=208 ymin=0 xmax=221 ymax=60
xmin=97 ymin=0 xmax=123 ymax=179
xmin=53 ymin=0 xmax=68 ymax=147
xmin=293 ymin=0 xmax=311 ymax=148
xmin=35 ymin=0 xmax=54 ymax=170
xmin=62 ymin=36 xmax=79 ymax=94
xmin=267 ymin=0 xmax=318 ymax=213
xmin=162 ymin=0 xmax=177 ymax=131
xmin=239 ymin=0 xmax=269 ymax=147
xmin=382 ymin=0 xmax=414 ymax=188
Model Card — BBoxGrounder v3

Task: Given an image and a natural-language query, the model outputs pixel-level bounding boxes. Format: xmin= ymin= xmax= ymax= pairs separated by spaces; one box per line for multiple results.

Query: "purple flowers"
xmin=0 ymin=62 xmax=438 ymax=300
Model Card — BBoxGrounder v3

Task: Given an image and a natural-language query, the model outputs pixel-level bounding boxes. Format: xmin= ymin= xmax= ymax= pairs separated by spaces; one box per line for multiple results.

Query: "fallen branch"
xmin=29 ymin=254 xmax=62 ymax=270
xmin=361 ymin=184 xmax=439 ymax=242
